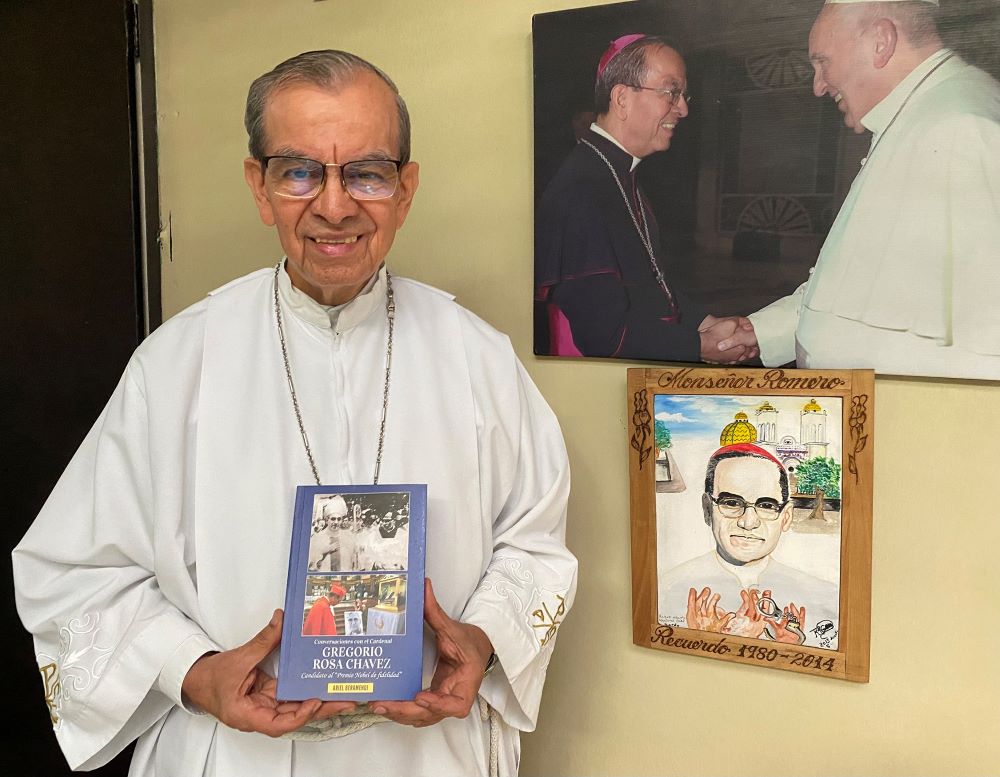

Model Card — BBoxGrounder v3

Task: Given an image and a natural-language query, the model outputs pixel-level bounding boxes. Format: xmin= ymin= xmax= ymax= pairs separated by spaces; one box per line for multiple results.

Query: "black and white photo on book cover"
xmin=307 ymin=490 xmax=413 ymax=573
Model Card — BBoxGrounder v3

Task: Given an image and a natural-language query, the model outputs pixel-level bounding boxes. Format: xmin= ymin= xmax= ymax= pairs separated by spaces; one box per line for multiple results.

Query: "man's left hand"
xmin=370 ymin=578 xmax=494 ymax=728
xmin=764 ymin=602 xmax=807 ymax=645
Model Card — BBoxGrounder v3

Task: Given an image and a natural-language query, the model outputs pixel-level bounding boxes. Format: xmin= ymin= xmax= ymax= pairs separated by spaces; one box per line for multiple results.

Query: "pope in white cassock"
xmin=11 ymin=50 xmax=577 ymax=777
xmin=711 ymin=0 xmax=1000 ymax=380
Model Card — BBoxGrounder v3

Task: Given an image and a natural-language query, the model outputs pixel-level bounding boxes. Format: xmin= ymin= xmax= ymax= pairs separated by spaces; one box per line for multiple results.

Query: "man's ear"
xmin=610 ymin=83 xmax=631 ymax=119
xmin=701 ymin=492 xmax=714 ymax=527
xmin=393 ymin=161 xmax=420 ymax=228
xmin=779 ymin=502 xmax=794 ymax=532
xmin=243 ymin=157 xmax=276 ymax=226
xmin=871 ymin=18 xmax=898 ymax=69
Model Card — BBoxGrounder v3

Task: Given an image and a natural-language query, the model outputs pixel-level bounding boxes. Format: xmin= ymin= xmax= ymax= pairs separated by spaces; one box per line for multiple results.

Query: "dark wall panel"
xmin=1 ymin=0 xmax=146 ymax=773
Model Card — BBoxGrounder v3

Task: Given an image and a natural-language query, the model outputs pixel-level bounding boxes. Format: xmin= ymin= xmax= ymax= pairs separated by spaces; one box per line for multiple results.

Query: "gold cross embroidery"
xmin=531 ymin=595 xmax=566 ymax=646
xmin=40 ymin=662 xmax=60 ymax=726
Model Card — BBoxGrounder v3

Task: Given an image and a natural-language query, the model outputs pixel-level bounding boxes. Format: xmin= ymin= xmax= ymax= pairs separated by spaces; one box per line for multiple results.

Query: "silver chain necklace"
xmin=272 ymin=262 xmax=395 ymax=485
xmin=860 ymin=51 xmax=954 ymax=167
xmin=580 ymin=138 xmax=678 ymax=319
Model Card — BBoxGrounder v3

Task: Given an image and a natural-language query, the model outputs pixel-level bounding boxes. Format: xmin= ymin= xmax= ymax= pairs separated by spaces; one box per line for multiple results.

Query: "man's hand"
xmin=763 ymin=601 xmax=807 ymax=645
xmin=721 ymin=588 xmax=766 ymax=639
xmin=180 ymin=609 xmax=355 ymax=736
xmin=685 ymin=586 xmax=735 ymax=632
xmin=698 ymin=315 xmax=760 ymax=364
xmin=370 ymin=578 xmax=494 ymax=728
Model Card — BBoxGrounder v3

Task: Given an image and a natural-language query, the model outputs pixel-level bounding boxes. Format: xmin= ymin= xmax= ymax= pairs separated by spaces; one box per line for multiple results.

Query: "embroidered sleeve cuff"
xmin=156 ymin=633 xmax=221 ymax=713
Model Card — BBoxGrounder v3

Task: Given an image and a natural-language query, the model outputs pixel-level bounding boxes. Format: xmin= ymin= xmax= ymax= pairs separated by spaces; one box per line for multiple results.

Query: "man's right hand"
xmin=181 ymin=609 xmax=356 ymax=737
xmin=685 ymin=586 xmax=735 ymax=633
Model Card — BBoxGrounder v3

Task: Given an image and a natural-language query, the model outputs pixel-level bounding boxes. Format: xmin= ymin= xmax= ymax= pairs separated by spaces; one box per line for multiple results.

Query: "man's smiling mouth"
xmin=314 ymin=236 xmax=358 ymax=245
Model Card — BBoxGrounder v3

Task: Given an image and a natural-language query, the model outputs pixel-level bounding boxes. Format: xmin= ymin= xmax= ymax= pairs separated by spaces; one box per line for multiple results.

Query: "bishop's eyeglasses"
xmin=707 ymin=493 xmax=787 ymax=521
xmin=626 ymin=84 xmax=692 ymax=106
xmin=262 ymin=156 xmax=402 ymax=201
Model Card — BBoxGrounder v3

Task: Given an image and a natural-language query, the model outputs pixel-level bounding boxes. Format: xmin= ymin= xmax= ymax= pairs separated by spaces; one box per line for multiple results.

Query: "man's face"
xmin=244 ymin=74 xmax=419 ymax=305
xmin=704 ymin=456 xmax=792 ymax=565
xmin=809 ymin=6 xmax=878 ymax=134
xmin=619 ymin=45 xmax=689 ymax=158
xmin=324 ymin=497 xmax=348 ymax=527
xmin=377 ymin=514 xmax=396 ymax=538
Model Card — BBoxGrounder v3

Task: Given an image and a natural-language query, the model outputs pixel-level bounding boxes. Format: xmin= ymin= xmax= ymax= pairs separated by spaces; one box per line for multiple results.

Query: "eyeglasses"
xmin=626 ymin=84 xmax=692 ymax=106
xmin=707 ymin=493 xmax=787 ymax=520
xmin=261 ymin=155 xmax=402 ymax=200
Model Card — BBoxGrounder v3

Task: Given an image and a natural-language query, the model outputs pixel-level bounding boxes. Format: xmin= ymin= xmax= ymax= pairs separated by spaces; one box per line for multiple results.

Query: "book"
xmin=276 ymin=483 xmax=427 ymax=701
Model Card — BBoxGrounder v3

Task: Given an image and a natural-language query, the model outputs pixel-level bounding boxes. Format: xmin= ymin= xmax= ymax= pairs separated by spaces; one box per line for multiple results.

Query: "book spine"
xmin=278 ymin=486 xmax=312 ymax=693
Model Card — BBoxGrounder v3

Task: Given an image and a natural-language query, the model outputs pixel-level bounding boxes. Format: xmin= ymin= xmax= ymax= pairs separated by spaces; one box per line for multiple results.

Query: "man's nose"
xmin=813 ymin=70 xmax=829 ymax=98
xmin=310 ymin=170 xmax=360 ymax=221
xmin=675 ymin=94 xmax=689 ymax=118
xmin=737 ymin=508 xmax=761 ymax=530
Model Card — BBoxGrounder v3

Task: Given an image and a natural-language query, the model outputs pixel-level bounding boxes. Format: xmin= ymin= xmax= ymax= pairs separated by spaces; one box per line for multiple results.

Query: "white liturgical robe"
xmin=749 ymin=50 xmax=1000 ymax=379
xmin=12 ymin=264 xmax=577 ymax=777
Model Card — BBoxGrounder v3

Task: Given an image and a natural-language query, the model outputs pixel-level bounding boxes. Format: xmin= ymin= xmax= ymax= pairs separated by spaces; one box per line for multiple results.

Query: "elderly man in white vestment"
xmin=12 ymin=50 xmax=577 ymax=777
xmin=707 ymin=0 xmax=1000 ymax=379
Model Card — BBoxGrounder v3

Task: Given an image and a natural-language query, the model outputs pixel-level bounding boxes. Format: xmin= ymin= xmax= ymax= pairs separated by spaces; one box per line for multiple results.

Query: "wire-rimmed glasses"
xmin=626 ymin=84 xmax=692 ymax=106
xmin=262 ymin=156 xmax=402 ymax=200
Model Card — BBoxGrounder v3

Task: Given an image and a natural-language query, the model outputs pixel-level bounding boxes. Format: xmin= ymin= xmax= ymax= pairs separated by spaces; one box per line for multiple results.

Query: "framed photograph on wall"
xmin=532 ymin=0 xmax=1000 ymax=380
xmin=627 ymin=366 xmax=874 ymax=681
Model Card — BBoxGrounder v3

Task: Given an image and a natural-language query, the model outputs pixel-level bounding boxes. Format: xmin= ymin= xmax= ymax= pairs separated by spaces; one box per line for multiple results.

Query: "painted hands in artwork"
xmin=761 ymin=599 xmax=807 ymax=644
xmin=697 ymin=315 xmax=761 ymax=365
xmin=686 ymin=587 xmax=806 ymax=645
xmin=686 ymin=586 xmax=738 ymax=632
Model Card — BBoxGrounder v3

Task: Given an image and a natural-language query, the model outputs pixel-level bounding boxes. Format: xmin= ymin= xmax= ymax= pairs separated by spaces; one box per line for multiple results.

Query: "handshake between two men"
xmin=698 ymin=314 xmax=760 ymax=366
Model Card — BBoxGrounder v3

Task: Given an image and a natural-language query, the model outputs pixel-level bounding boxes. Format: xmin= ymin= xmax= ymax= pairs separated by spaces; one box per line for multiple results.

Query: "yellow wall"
xmin=154 ymin=1 xmax=1000 ymax=774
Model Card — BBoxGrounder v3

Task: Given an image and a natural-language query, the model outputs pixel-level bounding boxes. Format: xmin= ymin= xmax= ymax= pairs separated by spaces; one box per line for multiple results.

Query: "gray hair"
xmin=854 ymin=2 xmax=942 ymax=47
xmin=244 ymin=49 xmax=412 ymax=164
xmin=594 ymin=36 xmax=679 ymax=115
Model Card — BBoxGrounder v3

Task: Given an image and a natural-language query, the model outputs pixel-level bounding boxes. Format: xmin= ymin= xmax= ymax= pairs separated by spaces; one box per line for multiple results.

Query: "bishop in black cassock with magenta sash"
xmin=535 ymin=125 xmax=706 ymax=360
xmin=533 ymin=33 xmax=757 ymax=364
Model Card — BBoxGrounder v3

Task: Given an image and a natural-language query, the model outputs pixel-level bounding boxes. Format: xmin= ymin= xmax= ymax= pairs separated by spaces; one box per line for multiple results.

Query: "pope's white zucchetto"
xmin=825 ymin=0 xmax=939 ymax=4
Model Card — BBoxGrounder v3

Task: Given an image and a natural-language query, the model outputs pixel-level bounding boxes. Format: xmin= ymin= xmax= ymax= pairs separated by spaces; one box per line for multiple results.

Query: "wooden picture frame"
xmin=628 ymin=366 xmax=873 ymax=681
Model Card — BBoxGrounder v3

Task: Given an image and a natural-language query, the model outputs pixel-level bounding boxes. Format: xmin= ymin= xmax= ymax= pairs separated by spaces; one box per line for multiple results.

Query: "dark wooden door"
xmin=1 ymin=1 xmax=156 ymax=773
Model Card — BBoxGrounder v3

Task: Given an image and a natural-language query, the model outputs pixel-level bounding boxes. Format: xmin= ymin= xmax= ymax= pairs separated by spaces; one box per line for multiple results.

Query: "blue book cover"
xmin=276 ymin=483 xmax=427 ymax=701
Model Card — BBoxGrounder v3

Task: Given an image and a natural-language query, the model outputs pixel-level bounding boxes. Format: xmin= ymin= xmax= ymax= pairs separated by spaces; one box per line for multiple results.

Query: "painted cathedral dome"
xmin=720 ymin=411 xmax=757 ymax=445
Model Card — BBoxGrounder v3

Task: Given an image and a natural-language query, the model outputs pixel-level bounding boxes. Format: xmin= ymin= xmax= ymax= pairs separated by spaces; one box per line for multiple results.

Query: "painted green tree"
xmin=795 ymin=456 xmax=841 ymax=499
xmin=654 ymin=420 xmax=671 ymax=452
xmin=654 ymin=420 xmax=672 ymax=480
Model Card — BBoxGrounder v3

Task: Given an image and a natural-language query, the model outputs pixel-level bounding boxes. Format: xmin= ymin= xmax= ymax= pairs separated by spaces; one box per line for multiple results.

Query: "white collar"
xmin=712 ymin=550 xmax=772 ymax=589
xmin=276 ymin=260 xmax=386 ymax=333
xmin=590 ymin=123 xmax=642 ymax=171
xmin=861 ymin=48 xmax=952 ymax=135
